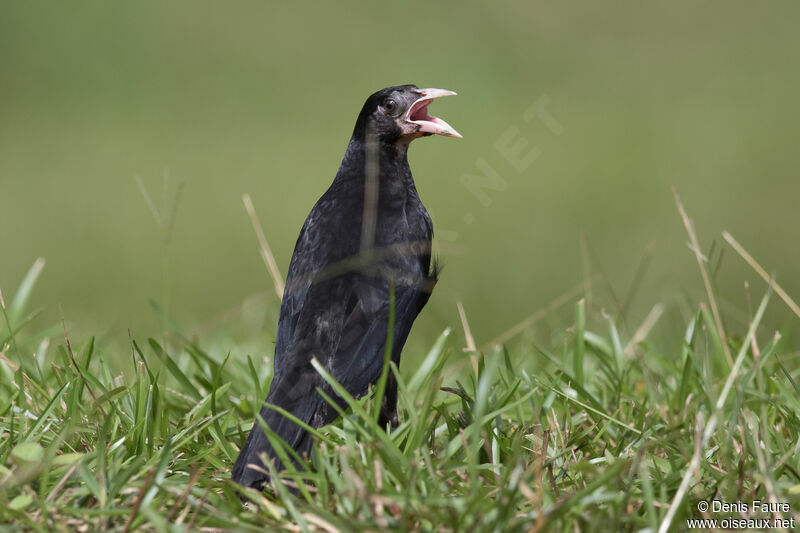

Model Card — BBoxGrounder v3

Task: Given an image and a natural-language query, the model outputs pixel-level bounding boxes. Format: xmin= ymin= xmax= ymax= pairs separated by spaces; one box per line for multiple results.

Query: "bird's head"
xmin=353 ymin=85 xmax=461 ymax=146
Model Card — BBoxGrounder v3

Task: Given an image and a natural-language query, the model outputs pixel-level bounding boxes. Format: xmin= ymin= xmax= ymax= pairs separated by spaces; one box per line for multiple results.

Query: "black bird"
xmin=232 ymin=85 xmax=460 ymax=490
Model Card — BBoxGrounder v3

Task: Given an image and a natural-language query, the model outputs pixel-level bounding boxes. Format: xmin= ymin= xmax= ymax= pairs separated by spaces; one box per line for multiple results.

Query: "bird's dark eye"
xmin=383 ymin=99 xmax=398 ymax=114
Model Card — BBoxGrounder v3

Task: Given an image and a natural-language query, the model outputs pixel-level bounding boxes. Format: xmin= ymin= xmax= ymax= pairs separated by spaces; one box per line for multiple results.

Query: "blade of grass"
xmin=574 ymin=299 xmax=585 ymax=388
xmin=658 ymin=283 xmax=770 ymax=533
xmin=242 ymin=193 xmax=285 ymax=299
xmin=674 ymin=190 xmax=732 ymax=368
xmin=722 ymin=230 xmax=800 ymax=319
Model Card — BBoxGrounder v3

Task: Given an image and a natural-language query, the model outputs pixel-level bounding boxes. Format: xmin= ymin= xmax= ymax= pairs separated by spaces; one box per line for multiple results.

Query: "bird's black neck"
xmin=336 ymin=137 xmax=412 ymax=187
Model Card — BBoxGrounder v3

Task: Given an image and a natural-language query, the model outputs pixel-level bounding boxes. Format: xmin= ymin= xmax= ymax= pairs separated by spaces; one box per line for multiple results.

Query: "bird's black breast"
xmin=273 ymin=161 xmax=434 ymax=385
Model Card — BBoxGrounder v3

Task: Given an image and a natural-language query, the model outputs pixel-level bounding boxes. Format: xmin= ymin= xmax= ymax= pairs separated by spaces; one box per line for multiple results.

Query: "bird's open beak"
xmin=403 ymin=88 xmax=462 ymax=138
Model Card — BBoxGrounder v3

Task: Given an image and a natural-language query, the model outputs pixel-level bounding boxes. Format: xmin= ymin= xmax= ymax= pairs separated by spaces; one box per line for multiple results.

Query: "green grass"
xmin=2 ymin=235 xmax=800 ymax=531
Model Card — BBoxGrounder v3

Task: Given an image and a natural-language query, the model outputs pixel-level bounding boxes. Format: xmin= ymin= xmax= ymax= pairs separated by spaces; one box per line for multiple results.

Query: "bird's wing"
xmin=329 ymin=278 xmax=426 ymax=395
xmin=275 ymin=267 xmax=427 ymax=394
xmin=273 ymin=206 xmax=343 ymax=372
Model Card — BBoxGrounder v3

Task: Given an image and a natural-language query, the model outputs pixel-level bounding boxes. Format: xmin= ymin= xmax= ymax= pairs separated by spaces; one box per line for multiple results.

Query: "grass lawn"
xmin=2 ymin=204 xmax=800 ymax=532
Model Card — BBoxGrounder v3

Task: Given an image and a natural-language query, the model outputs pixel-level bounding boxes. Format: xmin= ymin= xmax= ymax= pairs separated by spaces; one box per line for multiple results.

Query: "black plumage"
xmin=232 ymin=85 xmax=460 ymax=490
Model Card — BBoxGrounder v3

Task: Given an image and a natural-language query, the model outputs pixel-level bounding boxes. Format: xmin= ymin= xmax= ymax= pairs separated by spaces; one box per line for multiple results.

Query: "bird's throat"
xmin=339 ymin=138 xmax=412 ymax=183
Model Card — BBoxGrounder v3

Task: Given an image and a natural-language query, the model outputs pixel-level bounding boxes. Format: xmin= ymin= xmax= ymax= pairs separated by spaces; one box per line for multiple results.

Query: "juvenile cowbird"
xmin=232 ymin=85 xmax=460 ymax=490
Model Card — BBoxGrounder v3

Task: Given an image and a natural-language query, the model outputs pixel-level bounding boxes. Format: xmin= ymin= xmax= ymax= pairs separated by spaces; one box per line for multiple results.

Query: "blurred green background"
xmin=2 ymin=1 xmax=800 ymax=352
